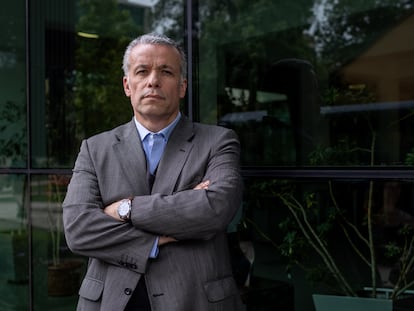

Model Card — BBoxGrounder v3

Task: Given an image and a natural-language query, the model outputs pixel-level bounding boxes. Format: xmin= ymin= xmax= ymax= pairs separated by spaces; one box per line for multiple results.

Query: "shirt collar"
xmin=134 ymin=112 xmax=181 ymax=142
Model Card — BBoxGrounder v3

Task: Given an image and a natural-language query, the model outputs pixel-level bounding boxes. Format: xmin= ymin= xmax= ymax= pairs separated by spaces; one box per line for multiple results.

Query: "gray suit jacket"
xmin=63 ymin=116 xmax=245 ymax=311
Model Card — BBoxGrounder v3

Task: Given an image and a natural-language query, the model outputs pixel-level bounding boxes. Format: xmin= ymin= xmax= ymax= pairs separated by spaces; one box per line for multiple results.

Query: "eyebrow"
xmin=159 ymin=64 xmax=174 ymax=70
xmin=134 ymin=64 xmax=176 ymax=71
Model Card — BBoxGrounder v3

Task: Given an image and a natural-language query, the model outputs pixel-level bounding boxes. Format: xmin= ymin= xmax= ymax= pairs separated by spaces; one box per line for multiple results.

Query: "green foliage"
xmin=385 ymin=242 xmax=402 ymax=260
xmin=309 ymin=138 xmax=359 ymax=165
xmin=0 ymin=100 xmax=26 ymax=167
xmin=73 ymin=0 xmax=142 ymax=140
xmin=246 ymin=177 xmax=414 ymax=299
xmin=404 ymin=148 xmax=414 ymax=165
xmin=195 ymin=0 xmax=316 ymax=124
xmin=385 ymin=225 xmax=414 ymax=260
xmin=313 ymin=0 xmax=413 ymax=71
xmin=150 ymin=0 xmax=184 ymax=39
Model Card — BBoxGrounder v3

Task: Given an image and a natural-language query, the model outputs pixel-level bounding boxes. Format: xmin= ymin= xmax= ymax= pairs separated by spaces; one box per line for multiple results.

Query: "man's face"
xmin=123 ymin=43 xmax=187 ymax=127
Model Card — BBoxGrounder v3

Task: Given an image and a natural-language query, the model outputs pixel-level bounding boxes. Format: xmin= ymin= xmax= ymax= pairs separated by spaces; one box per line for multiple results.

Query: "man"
xmin=63 ymin=33 xmax=245 ymax=311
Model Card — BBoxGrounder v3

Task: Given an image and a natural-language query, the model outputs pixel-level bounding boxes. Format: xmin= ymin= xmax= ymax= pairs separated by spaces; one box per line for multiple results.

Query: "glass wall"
xmin=29 ymin=0 xmax=185 ymax=169
xmin=30 ymin=0 xmax=148 ymax=168
xmin=0 ymin=0 xmax=29 ymax=310
xmin=1 ymin=0 xmax=414 ymax=310
xmin=196 ymin=0 xmax=414 ymax=310
xmin=0 ymin=1 xmax=27 ymax=169
xmin=0 ymin=175 xmax=29 ymax=310
xmin=197 ymin=0 xmax=414 ymax=167
xmin=31 ymin=174 xmax=82 ymax=310
xmin=241 ymin=177 xmax=414 ymax=309
xmin=1 ymin=0 xmax=185 ymax=310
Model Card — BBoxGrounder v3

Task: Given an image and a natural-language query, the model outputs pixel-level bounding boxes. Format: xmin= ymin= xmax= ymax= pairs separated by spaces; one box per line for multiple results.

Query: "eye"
xmin=162 ymin=69 xmax=173 ymax=75
xmin=135 ymin=68 xmax=147 ymax=75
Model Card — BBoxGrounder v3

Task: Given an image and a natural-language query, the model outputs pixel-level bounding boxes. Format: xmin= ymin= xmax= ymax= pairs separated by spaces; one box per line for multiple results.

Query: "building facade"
xmin=1 ymin=0 xmax=414 ymax=310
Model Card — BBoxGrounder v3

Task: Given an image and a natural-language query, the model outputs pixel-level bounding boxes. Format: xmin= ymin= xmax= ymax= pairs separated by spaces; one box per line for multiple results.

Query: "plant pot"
xmin=313 ymin=294 xmax=392 ymax=311
xmin=47 ymin=260 xmax=83 ymax=296
xmin=10 ymin=230 xmax=28 ymax=284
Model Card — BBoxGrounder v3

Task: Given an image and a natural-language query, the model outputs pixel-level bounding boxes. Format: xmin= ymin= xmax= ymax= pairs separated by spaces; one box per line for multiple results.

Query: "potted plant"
xmin=246 ymin=141 xmax=414 ymax=310
xmin=275 ymin=179 xmax=413 ymax=311
xmin=9 ymin=177 xmax=29 ymax=285
xmin=46 ymin=174 xmax=83 ymax=296
xmin=244 ymin=85 xmax=414 ymax=309
xmin=0 ymin=100 xmax=30 ymax=284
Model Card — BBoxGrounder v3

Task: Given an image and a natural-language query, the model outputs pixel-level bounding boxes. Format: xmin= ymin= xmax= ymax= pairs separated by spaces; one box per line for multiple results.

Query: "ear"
xmin=179 ymin=79 xmax=187 ymax=99
xmin=123 ymin=76 xmax=131 ymax=97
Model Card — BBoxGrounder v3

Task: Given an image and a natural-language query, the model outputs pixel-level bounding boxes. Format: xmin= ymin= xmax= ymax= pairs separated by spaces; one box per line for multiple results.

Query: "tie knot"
xmin=146 ymin=133 xmax=164 ymax=149
xmin=153 ymin=132 xmax=164 ymax=140
xmin=146 ymin=133 xmax=166 ymax=174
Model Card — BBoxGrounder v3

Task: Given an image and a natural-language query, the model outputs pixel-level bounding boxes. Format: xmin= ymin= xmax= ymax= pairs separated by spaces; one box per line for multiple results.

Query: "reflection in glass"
xmin=31 ymin=174 xmax=86 ymax=309
xmin=198 ymin=1 xmax=414 ymax=166
xmin=26 ymin=0 xmax=186 ymax=308
xmin=30 ymin=0 xmax=184 ymax=168
xmin=0 ymin=175 xmax=29 ymax=309
xmin=243 ymin=177 xmax=414 ymax=309
xmin=0 ymin=1 xmax=27 ymax=168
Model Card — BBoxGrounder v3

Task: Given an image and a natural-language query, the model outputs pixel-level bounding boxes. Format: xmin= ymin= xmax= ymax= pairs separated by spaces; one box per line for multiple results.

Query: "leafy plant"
xmin=47 ymin=175 xmax=68 ymax=267
xmin=244 ymin=103 xmax=414 ymax=300
xmin=275 ymin=180 xmax=414 ymax=300
xmin=404 ymin=148 xmax=414 ymax=165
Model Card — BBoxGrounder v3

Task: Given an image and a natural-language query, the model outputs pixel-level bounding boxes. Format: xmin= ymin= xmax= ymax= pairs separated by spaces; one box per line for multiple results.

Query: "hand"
xmin=156 ymin=181 xmax=211 ymax=246
xmin=158 ymin=235 xmax=177 ymax=246
xmin=103 ymin=200 xmax=122 ymax=221
xmin=103 ymin=180 xmax=209 ymax=220
xmin=194 ymin=180 xmax=210 ymax=190
xmin=152 ymin=180 xmax=210 ymax=247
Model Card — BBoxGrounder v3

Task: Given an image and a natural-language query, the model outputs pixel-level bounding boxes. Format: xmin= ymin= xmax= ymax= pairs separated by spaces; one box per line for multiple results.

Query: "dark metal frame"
xmin=0 ymin=1 xmax=412 ymax=310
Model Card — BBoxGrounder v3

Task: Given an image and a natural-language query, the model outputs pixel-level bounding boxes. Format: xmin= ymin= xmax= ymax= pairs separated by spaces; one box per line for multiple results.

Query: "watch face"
xmin=118 ymin=199 xmax=131 ymax=219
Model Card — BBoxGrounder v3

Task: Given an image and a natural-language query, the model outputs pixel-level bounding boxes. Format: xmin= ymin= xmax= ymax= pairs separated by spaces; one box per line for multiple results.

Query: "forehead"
xmin=129 ymin=43 xmax=181 ymax=69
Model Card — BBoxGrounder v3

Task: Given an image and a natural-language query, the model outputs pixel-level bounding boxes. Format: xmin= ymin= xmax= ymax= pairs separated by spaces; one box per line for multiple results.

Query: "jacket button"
xmin=124 ymin=288 xmax=133 ymax=295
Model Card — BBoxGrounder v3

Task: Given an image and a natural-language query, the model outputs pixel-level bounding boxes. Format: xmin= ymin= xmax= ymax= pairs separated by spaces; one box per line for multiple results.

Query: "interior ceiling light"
xmin=348 ymin=83 xmax=366 ymax=90
xmin=77 ymin=32 xmax=99 ymax=39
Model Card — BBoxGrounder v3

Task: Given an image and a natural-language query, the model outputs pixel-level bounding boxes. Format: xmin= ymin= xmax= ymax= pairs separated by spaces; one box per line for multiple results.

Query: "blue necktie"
xmin=146 ymin=133 xmax=165 ymax=174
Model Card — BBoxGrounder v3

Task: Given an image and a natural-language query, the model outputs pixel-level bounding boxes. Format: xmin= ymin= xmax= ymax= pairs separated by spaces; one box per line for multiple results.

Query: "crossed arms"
xmin=62 ymin=127 xmax=242 ymax=271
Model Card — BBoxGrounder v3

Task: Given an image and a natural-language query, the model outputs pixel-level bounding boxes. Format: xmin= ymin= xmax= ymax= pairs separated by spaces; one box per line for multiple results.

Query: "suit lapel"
xmin=112 ymin=120 xmax=150 ymax=194
xmin=152 ymin=117 xmax=195 ymax=194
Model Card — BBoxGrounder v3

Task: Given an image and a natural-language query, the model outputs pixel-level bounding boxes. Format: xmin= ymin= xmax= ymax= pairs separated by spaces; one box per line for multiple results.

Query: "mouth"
xmin=146 ymin=95 xmax=164 ymax=99
xmin=142 ymin=92 xmax=165 ymax=100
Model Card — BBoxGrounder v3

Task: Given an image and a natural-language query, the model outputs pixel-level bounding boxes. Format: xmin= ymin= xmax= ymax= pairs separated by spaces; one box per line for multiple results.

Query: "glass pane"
xmin=241 ymin=177 xmax=414 ymax=310
xmin=0 ymin=174 xmax=29 ymax=309
xmin=30 ymin=0 xmax=185 ymax=168
xmin=0 ymin=1 xmax=27 ymax=168
xmin=197 ymin=1 xmax=414 ymax=167
xmin=31 ymin=174 xmax=87 ymax=310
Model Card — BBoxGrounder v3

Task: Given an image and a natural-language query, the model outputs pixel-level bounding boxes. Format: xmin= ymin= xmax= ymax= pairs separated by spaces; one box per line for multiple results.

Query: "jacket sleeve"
xmin=129 ymin=128 xmax=243 ymax=241
xmin=62 ymin=139 xmax=156 ymax=274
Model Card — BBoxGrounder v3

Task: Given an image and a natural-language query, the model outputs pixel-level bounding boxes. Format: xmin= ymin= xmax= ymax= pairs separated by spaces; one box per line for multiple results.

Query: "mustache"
xmin=141 ymin=90 xmax=165 ymax=99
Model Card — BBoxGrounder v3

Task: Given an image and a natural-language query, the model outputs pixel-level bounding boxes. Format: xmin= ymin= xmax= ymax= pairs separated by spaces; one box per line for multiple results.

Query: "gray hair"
xmin=122 ymin=33 xmax=187 ymax=80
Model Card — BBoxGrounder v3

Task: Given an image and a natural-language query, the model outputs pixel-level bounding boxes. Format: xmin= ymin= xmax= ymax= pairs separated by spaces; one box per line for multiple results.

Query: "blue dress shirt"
xmin=133 ymin=112 xmax=182 ymax=258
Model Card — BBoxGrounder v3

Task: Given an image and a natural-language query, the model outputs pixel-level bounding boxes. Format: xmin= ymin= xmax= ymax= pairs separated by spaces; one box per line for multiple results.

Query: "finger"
xmin=194 ymin=180 xmax=210 ymax=190
xmin=158 ymin=236 xmax=178 ymax=246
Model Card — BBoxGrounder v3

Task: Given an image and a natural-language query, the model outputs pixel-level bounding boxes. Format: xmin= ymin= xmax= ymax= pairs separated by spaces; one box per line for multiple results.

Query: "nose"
xmin=147 ymin=71 xmax=160 ymax=88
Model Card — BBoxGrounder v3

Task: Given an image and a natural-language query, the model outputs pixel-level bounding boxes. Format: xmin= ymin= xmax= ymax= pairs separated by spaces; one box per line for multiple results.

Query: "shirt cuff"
xmin=149 ymin=237 xmax=159 ymax=258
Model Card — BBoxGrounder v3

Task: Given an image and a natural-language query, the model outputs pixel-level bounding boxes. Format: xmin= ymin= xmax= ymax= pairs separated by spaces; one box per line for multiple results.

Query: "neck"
xmin=135 ymin=112 xmax=179 ymax=132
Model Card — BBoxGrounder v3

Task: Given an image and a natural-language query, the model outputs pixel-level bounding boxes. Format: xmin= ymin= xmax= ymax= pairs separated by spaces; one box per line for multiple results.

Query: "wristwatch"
xmin=117 ymin=198 xmax=132 ymax=221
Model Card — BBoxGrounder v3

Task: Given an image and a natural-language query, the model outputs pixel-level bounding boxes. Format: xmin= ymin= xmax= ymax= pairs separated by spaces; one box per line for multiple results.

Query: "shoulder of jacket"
xmin=86 ymin=121 xmax=133 ymax=143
